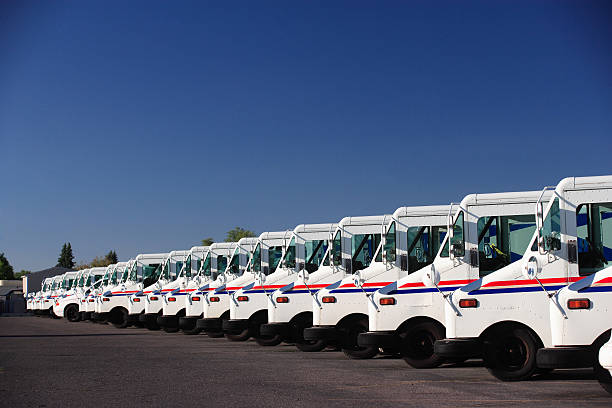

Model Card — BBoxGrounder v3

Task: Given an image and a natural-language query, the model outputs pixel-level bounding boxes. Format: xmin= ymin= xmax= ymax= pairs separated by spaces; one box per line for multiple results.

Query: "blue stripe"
xmin=330 ymin=287 xmax=381 ymax=294
xmin=579 ymin=286 xmax=612 ymax=293
xmin=469 ymin=285 xmax=565 ymax=295
xmin=390 ymin=285 xmax=463 ymax=295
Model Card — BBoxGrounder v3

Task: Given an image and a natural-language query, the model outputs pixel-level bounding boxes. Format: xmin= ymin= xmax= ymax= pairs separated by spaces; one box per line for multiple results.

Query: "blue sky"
xmin=1 ymin=1 xmax=611 ymax=272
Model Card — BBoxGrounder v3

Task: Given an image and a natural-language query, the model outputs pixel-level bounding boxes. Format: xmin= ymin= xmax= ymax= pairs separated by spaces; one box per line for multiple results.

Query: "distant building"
xmin=0 ymin=280 xmax=25 ymax=314
xmin=22 ymin=266 xmax=75 ymax=295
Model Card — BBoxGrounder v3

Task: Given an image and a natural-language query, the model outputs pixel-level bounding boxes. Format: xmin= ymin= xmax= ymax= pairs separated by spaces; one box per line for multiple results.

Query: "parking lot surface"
xmin=1 ymin=316 xmax=610 ymax=407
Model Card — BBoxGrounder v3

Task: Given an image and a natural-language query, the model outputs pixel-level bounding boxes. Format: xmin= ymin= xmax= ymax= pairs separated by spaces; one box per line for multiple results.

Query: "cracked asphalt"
xmin=1 ymin=316 xmax=610 ymax=407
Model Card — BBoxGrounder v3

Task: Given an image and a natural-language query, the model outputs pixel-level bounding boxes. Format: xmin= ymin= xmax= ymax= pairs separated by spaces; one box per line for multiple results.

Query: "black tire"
xmin=398 ymin=320 xmax=446 ymax=369
xmin=65 ymin=305 xmax=80 ymax=322
xmin=340 ymin=316 xmax=378 ymax=359
xmin=111 ymin=308 xmax=129 ymax=329
xmin=484 ymin=326 xmax=540 ymax=381
xmin=290 ymin=315 xmax=328 ymax=352
xmin=225 ymin=329 xmax=250 ymax=341
xmin=255 ymin=334 xmax=283 ymax=346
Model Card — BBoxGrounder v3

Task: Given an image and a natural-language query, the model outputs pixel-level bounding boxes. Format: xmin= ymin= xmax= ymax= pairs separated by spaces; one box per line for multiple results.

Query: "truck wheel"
xmin=65 ymin=305 xmax=80 ymax=322
xmin=182 ymin=327 xmax=202 ymax=335
xmin=296 ymin=339 xmax=327 ymax=352
xmin=484 ymin=326 xmax=539 ymax=381
xmin=207 ymin=330 xmax=224 ymax=338
xmin=225 ymin=327 xmax=250 ymax=342
xmin=144 ymin=321 xmax=160 ymax=331
xmin=111 ymin=308 xmax=129 ymax=329
xmin=255 ymin=334 xmax=282 ymax=346
xmin=399 ymin=321 xmax=446 ymax=368
xmin=341 ymin=317 xmax=378 ymax=359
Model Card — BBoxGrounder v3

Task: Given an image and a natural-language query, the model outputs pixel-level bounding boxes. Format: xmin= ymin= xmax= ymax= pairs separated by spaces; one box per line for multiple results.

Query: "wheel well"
xmin=110 ymin=306 xmax=127 ymax=314
xmin=480 ymin=321 xmax=544 ymax=348
xmin=336 ymin=313 xmax=368 ymax=329
xmin=249 ymin=309 xmax=268 ymax=322
xmin=220 ymin=310 xmax=230 ymax=320
xmin=289 ymin=311 xmax=313 ymax=325
xmin=592 ymin=329 xmax=612 ymax=348
xmin=396 ymin=316 xmax=444 ymax=333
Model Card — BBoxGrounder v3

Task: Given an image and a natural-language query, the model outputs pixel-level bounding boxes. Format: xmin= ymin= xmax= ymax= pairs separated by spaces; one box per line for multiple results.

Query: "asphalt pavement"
xmin=1 ymin=316 xmax=610 ymax=407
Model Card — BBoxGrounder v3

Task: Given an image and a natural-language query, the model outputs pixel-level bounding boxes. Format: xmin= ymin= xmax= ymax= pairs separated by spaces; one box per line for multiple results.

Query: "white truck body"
xmin=137 ymin=251 xmax=189 ymax=329
xmin=311 ymin=206 xmax=450 ymax=358
xmin=158 ymin=246 xmax=209 ymax=331
xmin=360 ymin=190 xmax=550 ymax=368
xmin=94 ymin=263 xmax=128 ymax=320
xmin=196 ymin=237 xmax=259 ymax=337
xmin=53 ymin=270 xmax=85 ymax=320
xmin=179 ymin=243 xmax=238 ymax=333
xmin=78 ymin=267 xmax=107 ymax=320
xmin=269 ymin=216 xmax=385 ymax=352
xmin=436 ymin=176 xmax=612 ymax=381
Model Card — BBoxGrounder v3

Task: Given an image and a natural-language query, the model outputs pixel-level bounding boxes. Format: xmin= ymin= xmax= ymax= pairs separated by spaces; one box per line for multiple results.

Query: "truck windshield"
xmin=383 ymin=222 xmax=396 ymax=263
xmin=282 ymin=238 xmax=297 ymax=269
xmin=351 ymin=233 xmax=382 ymax=271
xmin=128 ymin=263 xmax=139 ymax=282
xmin=407 ymin=226 xmax=447 ymax=273
xmin=213 ymin=255 xmax=228 ymax=280
xmin=172 ymin=261 xmax=183 ymax=280
xmin=305 ymin=239 xmax=328 ymax=272
xmin=248 ymin=244 xmax=261 ymax=273
xmin=576 ymin=202 xmax=612 ymax=276
xmin=200 ymin=253 xmax=212 ymax=277
xmin=226 ymin=248 xmax=241 ymax=276
xmin=268 ymin=246 xmax=284 ymax=274
xmin=159 ymin=260 xmax=170 ymax=282
xmin=478 ymin=214 xmax=536 ymax=277
xmin=181 ymin=255 xmax=192 ymax=278
xmin=142 ymin=264 xmax=161 ymax=287
xmin=120 ymin=267 xmax=129 ymax=283
xmin=110 ymin=268 xmax=120 ymax=285
xmin=332 ymin=231 xmax=342 ymax=266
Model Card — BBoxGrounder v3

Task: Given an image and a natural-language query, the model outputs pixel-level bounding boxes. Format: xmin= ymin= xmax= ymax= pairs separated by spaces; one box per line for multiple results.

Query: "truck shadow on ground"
xmin=0 ymin=333 xmax=147 ymax=338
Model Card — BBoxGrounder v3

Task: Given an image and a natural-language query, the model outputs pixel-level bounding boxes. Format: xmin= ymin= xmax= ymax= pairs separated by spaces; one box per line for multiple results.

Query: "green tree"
xmin=201 ymin=238 xmax=214 ymax=246
xmin=105 ymin=250 xmax=118 ymax=264
xmin=56 ymin=243 xmax=75 ymax=268
xmin=15 ymin=270 xmax=31 ymax=278
xmin=0 ymin=253 xmax=15 ymax=279
xmin=225 ymin=227 xmax=256 ymax=243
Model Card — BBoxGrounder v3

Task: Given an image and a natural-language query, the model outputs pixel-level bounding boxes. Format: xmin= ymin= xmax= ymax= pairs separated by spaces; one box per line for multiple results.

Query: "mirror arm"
xmin=533 ymin=276 xmax=567 ymax=319
xmin=431 ymin=281 xmax=460 ymax=316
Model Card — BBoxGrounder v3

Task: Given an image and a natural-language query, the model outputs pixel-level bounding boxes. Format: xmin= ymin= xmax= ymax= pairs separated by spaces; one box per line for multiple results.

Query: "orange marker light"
xmin=379 ymin=297 xmax=396 ymax=305
xmin=276 ymin=297 xmax=289 ymax=303
xmin=322 ymin=296 xmax=336 ymax=303
xmin=168 ymin=297 xmax=176 ymax=302
xmin=459 ymin=299 xmax=478 ymax=308
xmin=209 ymin=296 xmax=220 ymax=302
xmin=192 ymin=296 xmax=201 ymax=302
xmin=237 ymin=296 xmax=249 ymax=302
xmin=567 ymin=298 xmax=590 ymax=309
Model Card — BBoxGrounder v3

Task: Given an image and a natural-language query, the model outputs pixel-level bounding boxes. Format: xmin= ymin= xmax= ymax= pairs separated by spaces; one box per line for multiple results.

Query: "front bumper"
xmin=157 ymin=315 xmax=179 ymax=328
xmin=197 ymin=317 xmax=221 ymax=331
xmin=536 ymin=347 xmax=595 ymax=369
xmin=223 ymin=319 xmax=249 ymax=334
xmin=434 ymin=338 xmax=483 ymax=359
xmin=179 ymin=316 xmax=200 ymax=330
xmin=139 ymin=313 xmax=159 ymax=325
xmin=260 ymin=322 xmax=290 ymax=338
xmin=303 ymin=325 xmax=339 ymax=342
xmin=357 ymin=331 xmax=399 ymax=348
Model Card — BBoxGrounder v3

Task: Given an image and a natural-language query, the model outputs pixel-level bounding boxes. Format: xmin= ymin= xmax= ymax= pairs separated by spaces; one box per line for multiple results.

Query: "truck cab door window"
xmin=305 ymin=239 xmax=328 ymax=272
xmin=268 ymin=245 xmax=284 ymax=274
xmin=577 ymin=202 xmax=612 ymax=276
xmin=383 ymin=222 xmax=397 ymax=263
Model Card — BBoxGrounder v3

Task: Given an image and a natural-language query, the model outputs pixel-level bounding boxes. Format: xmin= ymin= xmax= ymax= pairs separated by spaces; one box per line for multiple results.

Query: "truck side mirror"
xmin=536 ymin=202 xmax=546 ymax=254
xmin=422 ymin=264 xmax=441 ymax=287
xmin=522 ymin=256 xmax=539 ymax=280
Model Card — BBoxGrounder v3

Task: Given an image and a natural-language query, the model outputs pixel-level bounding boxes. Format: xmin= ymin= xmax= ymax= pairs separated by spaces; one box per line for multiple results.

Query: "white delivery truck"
xmin=266 ymin=216 xmax=385 ymax=353
xmin=157 ymin=246 xmax=208 ymax=332
xmin=78 ymin=267 xmax=107 ymax=320
xmin=43 ymin=275 xmax=64 ymax=317
xmin=308 ymin=206 xmax=449 ymax=359
xmin=93 ymin=263 xmax=127 ymax=322
xmin=359 ymin=191 xmax=549 ymax=368
xmin=258 ymin=223 xmax=336 ymax=347
xmin=137 ymin=251 xmax=189 ymax=330
xmin=100 ymin=253 xmax=167 ymax=328
xmin=222 ymin=231 xmax=295 ymax=345
xmin=435 ymin=176 xmax=612 ymax=381
xmin=53 ymin=269 xmax=87 ymax=321
xmin=179 ymin=243 xmax=234 ymax=334
xmin=196 ymin=237 xmax=259 ymax=338
xmin=51 ymin=271 xmax=79 ymax=318
xmin=31 ymin=278 xmax=52 ymax=315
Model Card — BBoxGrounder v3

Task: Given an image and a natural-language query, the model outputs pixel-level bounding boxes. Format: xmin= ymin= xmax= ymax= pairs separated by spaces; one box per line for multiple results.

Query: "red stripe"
xmin=594 ymin=276 xmax=612 ymax=285
xmin=340 ymin=281 xmax=393 ymax=288
xmin=482 ymin=276 xmax=581 ymax=288
xmin=250 ymin=285 xmax=286 ymax=290
xmin=292 ymin=284 xmax=329 ymax=290
xmin=399 ymin=279 xmax=473 ymax=289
